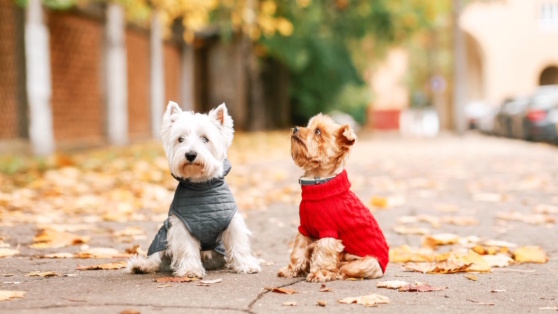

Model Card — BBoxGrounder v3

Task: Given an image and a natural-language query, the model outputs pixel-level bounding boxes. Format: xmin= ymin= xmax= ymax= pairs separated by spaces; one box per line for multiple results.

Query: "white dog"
xmin=127 ymin=101 xmax=261 ymax=277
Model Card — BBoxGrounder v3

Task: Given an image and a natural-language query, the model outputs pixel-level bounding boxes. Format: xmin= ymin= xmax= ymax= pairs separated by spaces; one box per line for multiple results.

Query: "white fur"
xmin=127 ymin=101 xmax=259 ymax=277
xmin=222 ymin=213 xmax=262 ymax=273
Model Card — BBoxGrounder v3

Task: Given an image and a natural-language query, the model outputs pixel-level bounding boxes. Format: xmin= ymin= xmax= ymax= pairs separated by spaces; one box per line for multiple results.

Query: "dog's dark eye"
xmin=178 ymin=137 xmax=184 ymax=143
xmin=201 ymin=136 xmax=209 ymax=143
xmin=315 ymin=129 xmax=321 ymax=135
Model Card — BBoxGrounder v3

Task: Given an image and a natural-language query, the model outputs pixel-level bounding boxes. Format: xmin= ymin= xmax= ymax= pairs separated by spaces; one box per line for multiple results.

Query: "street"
xmin=1 ymin=132 xmax=557 ymax=313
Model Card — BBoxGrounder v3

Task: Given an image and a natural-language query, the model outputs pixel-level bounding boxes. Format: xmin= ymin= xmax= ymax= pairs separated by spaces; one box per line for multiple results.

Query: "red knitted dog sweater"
xmin=298 ymin=170 xmax=389 ymax=273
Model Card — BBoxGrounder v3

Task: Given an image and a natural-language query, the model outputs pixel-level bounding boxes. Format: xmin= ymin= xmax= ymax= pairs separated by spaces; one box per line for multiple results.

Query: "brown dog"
xmin=278 ymin=114 xmax=389 ymax=282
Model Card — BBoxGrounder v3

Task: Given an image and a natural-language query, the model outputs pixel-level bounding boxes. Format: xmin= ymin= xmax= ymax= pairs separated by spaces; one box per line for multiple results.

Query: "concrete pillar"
xmin=150 ymin=11 xmax=164 ymax=138
xmin=105 ymin=3 xmax=128 ymax=145
xmin=180 ymin=44 xmax=194 ymax=112
xmin=453 ymin=0 xmax=468 ymax=134
xmin=25 ymin=0 xmax=54 ymax=155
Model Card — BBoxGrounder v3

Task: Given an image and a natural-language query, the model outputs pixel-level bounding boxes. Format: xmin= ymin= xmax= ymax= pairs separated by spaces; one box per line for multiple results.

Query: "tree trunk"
xmin=25 ymin=0 xmax=54 ymax=155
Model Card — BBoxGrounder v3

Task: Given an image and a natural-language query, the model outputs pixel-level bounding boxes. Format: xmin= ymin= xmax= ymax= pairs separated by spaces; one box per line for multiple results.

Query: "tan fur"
xmin=279 ymin=113 xmax=383 ymax=283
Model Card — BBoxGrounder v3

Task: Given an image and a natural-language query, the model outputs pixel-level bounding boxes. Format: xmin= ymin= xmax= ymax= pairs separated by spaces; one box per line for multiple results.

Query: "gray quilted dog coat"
xmin=147 ymin=159 xmax=237 ymax=257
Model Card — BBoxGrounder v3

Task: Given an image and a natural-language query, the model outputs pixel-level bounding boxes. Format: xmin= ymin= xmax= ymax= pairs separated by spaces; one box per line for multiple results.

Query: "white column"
xmin=150 ymin=11 xmax=164 ymax=139
xmin=180 ymin=44 xmax=194 ymax=112
xmin=105 ymin=3 xmax=128 ymax=145
xmin=25 ymin=0 xmax=54 ymax=156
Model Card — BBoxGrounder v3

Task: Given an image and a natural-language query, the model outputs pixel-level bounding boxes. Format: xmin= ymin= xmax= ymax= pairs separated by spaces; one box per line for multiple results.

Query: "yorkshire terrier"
xmin=127 ymin=101 xmax=261 ymax=277
xmin=278 ymin=114 xmax=388 ymax=282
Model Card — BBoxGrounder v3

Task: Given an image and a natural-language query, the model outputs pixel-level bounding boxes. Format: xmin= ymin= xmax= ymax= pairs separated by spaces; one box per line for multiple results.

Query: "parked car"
xmin=493 ymin=97 xmax=529 ymax=137
xmin=520 ymin=85 xmax=558 ymax=142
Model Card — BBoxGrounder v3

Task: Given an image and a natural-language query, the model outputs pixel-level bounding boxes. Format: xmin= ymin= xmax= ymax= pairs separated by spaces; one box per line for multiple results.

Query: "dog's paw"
xmin=277 ymin=266 xmax=304 ymax=278
xmin=231 ymin=257 xmax=261 ymax=274
xmin=306 ymin=270 xmax=339 ymax=283
xmin=126 ymin=255 xmax=159 ymax=274
xmin=173 ymin=266 xmax=205 ymax=278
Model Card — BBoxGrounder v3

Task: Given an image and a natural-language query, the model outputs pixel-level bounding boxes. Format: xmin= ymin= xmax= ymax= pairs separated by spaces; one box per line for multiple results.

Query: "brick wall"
xmin=48 ymin=12 xmax=104 ymax=144
xmin=164 ymin=43 xmax=181 ymax=106
xmin=0 ymin=0 xmax=20 ymax=139
xmin=126 ymin=28 xmax=150 ymax=139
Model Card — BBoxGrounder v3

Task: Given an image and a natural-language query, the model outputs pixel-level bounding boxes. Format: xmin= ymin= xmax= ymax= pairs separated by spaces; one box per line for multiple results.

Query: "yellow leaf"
xmin=513 ymin=246 xmax=548 ymax=264
xmin=0 ymin=290 xmax=25 ymax=302
xmin=0 ymin=248 xmax=19 ymax=258
xmin=464 ymin=274 xmax=477 ymax=281
xmin=377 ymin=280 xmax=409 ymax=289
xmin=393 ymin=225 xmax=430 ymax=235
xmin=75 ymin=247 xmax=128 ymax=259
xmin=26 ymin=271 xmax=59 ymax=277
xmin=422 ymin=233 xmax=460 ymax=249
xmin=370 ymin=196 xmax=387 ymax=208
xmin=482 ymin=254 xmax=514 ymax=268
xmin=389 ymin=245 xmax=433 ymax=263
xmin=31 ymin=229 xmax=89 ymax=249
xmin=338 ymin=293 xmax=389 ymax=307
xmin=76 ymin=261 xmax=127 ymax=270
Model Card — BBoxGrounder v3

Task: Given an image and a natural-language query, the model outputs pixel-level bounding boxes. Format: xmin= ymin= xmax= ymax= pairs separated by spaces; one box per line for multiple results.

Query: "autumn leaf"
xmin=441 ymin=216 xmax=478 ymax=226
xmin=0 ymin=290 xmax=25 ymax=302
xmin=155 ymin=277 xmax=198 ymax=283
xmin=26 ymin=271 xmax=59 ymax=277
xmin=464 ymin=274 xmax=477 ymax=281
xmin=0 ymin=248 xmax=19 ymax=258
xmin=482 ymin=254 xmax=514 ymax=268
xmin=283 ymin=301 xmax=297 ymax=306
xmin=393 ymin=225 xmax=430 ymax=235
xmin=377 ymin=280 xmax=409 ymax=289
xmin=338 ymin=293 xmax=390 ymax=307
xmin=41 ymin=252 xmax=74 ymax=259
xmin=120 ymin=310 xmax=140 ymax=314
xmin=31 ymin=229 xmax=90 ymax=249
xmin=198 ymin=278 xmax=223 ymax=286
xmin=76 ymin=261 xmax=127 ymax=270
xmin=316 ymin=300 xmax=326 ymax=307
xmin=266 ymin=287 xmax=297 ymax=294
xmin=513 ymin=246 xmax=548 ymax=264
xmin=398 ymin=283 xmax=447 ymax=292
xmin=422 ymin=233 xmax=460 ymax=249
xmin=389 ymin=245 xmax=434 ymax=263
xmin=370 ymin=196 xmax=388 ymax=209
xmin=74 ymin=247 xmax=129 ymax=259
xmin=319 ymin=284 xmax=332 ymax=292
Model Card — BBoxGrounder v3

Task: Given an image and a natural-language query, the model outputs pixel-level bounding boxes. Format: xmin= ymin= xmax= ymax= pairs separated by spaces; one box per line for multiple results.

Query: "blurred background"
xmin=1 ymin=0 xmax=558 ymax=155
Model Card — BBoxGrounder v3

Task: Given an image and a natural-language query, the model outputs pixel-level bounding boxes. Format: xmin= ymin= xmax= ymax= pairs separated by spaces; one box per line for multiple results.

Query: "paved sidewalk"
xmin=1 ymin=133 xmax=558 ymax=313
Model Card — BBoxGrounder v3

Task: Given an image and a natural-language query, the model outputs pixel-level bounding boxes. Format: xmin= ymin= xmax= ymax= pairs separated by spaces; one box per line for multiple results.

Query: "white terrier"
xmin=127 ymin=101 xmax=261 ymax=277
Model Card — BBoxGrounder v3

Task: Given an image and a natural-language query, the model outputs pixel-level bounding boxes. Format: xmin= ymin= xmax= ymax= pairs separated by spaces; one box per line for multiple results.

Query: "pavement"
xmin=1 ymin=133 xmax=558 ymax=313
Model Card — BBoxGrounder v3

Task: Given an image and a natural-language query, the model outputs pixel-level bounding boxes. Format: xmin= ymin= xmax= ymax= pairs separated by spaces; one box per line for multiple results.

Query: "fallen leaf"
xmin=393 ymin=225 xmax=430 ymax=235
xmin=441 ymin=216 xmax=478 ymax=226
xmin=491 ymin=289 xmax=505 ymax=293
xmin=467 ymin=298 xmax=494 ymax=306
xmin=198 ymin=278 xmax=222 ymax=286
xmin=377 ymin=280 xmax=410 ymax=289
xmin=482 ymin=254 xmax=514 ymax=268
xmin=0 ymin=290 xmax=25 ymax=301
xmin=496 ymin=211 xmax=554 ymax=225
xmin=75 ymin=247 xmax=128 ymax=259
xmin=31 ymin=229 xmax=89 ymax=249
xmin=155 ymin=277 xmax=198 ymax=283
xmin=26 ymin=271 xmax=59 ymax=277
xmin=41 ymin=252 xmax=74 ymax=259
xmin=456 ymin=250 xmax=491 ymax=272
xmin=0 ymin=248 xmax=19 ymax=258
xmin=389 ymin=245 xmax=434 ymax=263
xmin=316 ymin=300 xmax=326 ymax=307
xmin=320 ymin=284 xmax=332 ymax=292
xmin=76 ymin=261 xmax=127 ymax=270
xmin=398 ymin=283 xmax=447 ymax=292
xmin=464 ymin=274 xmax=477 ymax=281
xmin=283 ymin=301 xmax=297 ymax=306
xmin=422 ymin=233 xmax=460 ymax=249
xmin=533 ymin=204 xmax=558 ymax=215
xmin=482 ymin=240 xmax=517 ymax=248
xmin=338 ymin=293 xmax=390 ymax=307
xmin=404 ymin=253 xmax=472 ymax=274
xmin=120 ymin=310 xmax=140 ymax=314
xmin=513 ymin=246 xmax=548 ymax=264
xmin=266 ymin=287 xmax=297 ymax=294
xmin=370 ymin=196 xmax=388 ymax=209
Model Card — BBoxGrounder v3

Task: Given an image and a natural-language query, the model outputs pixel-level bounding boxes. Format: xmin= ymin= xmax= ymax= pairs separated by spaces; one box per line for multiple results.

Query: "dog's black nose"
xmin=292 ymin=126 xmax=299 ymax=134
xmin=185 ymin=152 xmax=197 ymax=162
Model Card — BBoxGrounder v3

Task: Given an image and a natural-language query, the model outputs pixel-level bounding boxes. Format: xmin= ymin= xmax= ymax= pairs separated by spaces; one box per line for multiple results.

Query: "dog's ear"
xmin=161 ymin=101 xmax=182 ymax=142
xmin=209 ymin=103 xmax=234 ymax=146
xmin=337 ymin=124 xmax=356 ymax=148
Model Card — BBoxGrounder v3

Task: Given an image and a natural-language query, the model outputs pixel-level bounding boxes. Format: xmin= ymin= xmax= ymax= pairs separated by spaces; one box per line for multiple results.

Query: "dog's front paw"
xmin=228 ymin=256 xmax=261 ymax=274
xmin=306 ymin=270 xmax=340 ymax=283
xmin=278 ymin=266 xmax=305 ymax=278
xmin=173 ymin=266 xmax=205 ymax=278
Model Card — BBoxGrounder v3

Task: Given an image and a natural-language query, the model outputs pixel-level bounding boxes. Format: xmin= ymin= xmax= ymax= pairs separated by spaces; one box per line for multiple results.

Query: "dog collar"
xmin=299 ymin=175 xmax=336 ymax=186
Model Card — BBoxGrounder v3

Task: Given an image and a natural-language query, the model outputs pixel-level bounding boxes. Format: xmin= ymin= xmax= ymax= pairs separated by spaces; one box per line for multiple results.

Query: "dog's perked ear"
xmin=161 ymin=101 xmax=182 ymax=143
xmin=209 ymin=103 xmax=234 ymax=147
xmin=337 ymin=124 xmax=356 ymax=148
